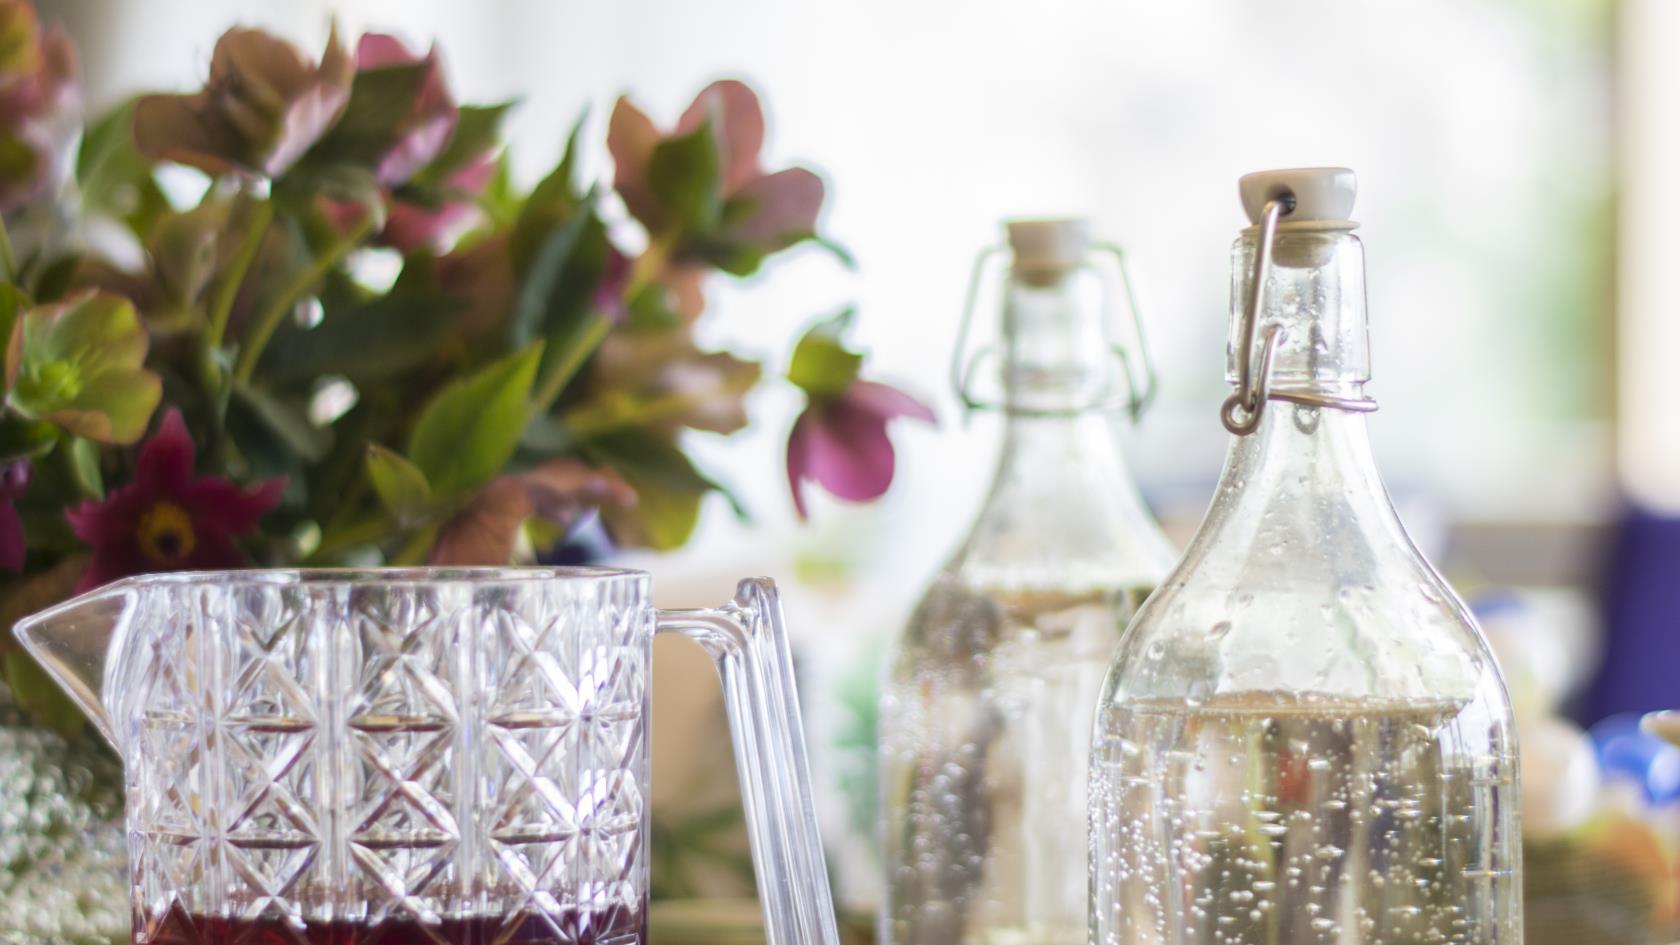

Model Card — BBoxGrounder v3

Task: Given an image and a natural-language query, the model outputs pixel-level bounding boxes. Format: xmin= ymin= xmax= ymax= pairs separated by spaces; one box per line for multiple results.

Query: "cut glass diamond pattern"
xmin=118 ymin=575 xmax=653 ymax=936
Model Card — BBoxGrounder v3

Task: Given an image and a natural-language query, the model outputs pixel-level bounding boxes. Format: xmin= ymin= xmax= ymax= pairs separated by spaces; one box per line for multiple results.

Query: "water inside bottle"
xmin=1090 ymin=691 xmax=1520 ymax=945
xmin=882 ymin=584 xmax=1153 ymax=945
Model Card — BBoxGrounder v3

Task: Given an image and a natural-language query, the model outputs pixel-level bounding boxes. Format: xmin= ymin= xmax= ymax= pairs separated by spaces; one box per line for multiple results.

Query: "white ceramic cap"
xmin=1238 ymin=167 xmax=1357 ymax=225
xmin=1005 ymin=218 xmax=1091 ymax=269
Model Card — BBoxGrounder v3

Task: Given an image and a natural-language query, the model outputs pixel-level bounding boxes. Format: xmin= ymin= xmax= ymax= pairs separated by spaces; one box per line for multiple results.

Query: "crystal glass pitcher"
xmin=12 ymin=567 xmax=840 ymax=945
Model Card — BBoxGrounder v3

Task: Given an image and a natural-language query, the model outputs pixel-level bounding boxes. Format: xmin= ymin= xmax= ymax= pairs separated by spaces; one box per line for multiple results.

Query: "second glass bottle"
xmin=880 ymin=220 xmax=1176 ymax=945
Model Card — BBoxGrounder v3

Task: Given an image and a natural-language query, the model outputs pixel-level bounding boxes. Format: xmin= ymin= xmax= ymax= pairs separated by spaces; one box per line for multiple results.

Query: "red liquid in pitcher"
xmin=141 ymin=906 xmax=646 ymax=945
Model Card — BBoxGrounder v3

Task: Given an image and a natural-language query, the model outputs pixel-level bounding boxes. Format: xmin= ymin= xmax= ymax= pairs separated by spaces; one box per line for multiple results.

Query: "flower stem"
xmin=198 ymin=199 xmax=275 ymax=398
xmin=624 ymin=232 xmax=673 ymax=300
xmin=527 ymin=312 xmax=611 ymax=419
xmin=524 ymin=229 xmax=678 ymax=422
xmin=232 ymin=215 xmax=375 ymax=385
xmin=205 ymin=199 xmax=275 ymax=352
xmin=564 ymin=388 xmax=713 ymax=440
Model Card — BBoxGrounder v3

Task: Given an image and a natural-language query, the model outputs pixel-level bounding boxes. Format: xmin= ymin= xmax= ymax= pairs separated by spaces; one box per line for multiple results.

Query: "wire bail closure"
xmin=951 ymin=241 xmax=1156 ymax=420
xmin=1220 ymin=195 xmax=1378 ymax=436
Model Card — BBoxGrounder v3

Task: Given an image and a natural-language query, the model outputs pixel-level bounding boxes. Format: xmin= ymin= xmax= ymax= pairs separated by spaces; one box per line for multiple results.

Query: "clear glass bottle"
xmin=881 ymin=220 xmax=1177 ymax=945
xmin=1089 ymin=169 xmax=1521 ymax=945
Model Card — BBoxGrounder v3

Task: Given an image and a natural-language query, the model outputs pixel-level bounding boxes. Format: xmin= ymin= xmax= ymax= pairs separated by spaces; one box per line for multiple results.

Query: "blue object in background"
xmin=1589 ymin=713 xmax=1680 ymax=806
xmin=1588 ymin=504 xmax=1680 ymax=721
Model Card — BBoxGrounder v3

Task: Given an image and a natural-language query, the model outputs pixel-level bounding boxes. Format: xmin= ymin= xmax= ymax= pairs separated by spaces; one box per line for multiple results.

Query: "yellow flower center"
xmin=137 ymin=501 xmax=195 ymax=565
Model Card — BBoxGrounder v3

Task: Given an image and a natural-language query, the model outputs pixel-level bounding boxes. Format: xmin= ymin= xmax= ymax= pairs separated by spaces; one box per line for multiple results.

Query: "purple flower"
xmin=65 ymin=408 xmax=285 ymax=590
xmin=786 ymin=380 xmax=933 ymax=520
xmin=0 ymin=1 xmax=80 ymax=214
xmin=0 ymin=459 xmax=31 ymax=571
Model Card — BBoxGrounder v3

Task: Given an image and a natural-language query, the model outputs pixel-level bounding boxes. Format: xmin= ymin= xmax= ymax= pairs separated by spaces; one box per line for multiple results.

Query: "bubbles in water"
xmin=1090 ymin=693 xmax=1519 ymax=945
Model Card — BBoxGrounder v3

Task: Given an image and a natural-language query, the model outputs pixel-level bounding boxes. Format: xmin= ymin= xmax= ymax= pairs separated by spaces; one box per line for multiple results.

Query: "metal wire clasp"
xmin=951 ymin=242 xmax=1157 ymax=419
xmin=1220 ymin=195 xmax=1378 ymax=435
xmin=1220 ymin=197 xmax=1289 ymax=435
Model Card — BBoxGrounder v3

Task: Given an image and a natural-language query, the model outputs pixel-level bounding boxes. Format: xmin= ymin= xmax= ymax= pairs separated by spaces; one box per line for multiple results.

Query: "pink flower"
xmin=608 ymin=80 xmax=826 ymax=315
xmin=786 ymin=380 xmax=933 ymax=519
xmin=353 ymin=33 xmax=456 ymax=186
xmin=320 ymin=38 xmax=486 ymax=254
xmin=65 ymin=409 xmax=285 ymax=590
xmin=0 ymin=1 xmax=80 ymax=213
xmin=0 ymin=459 xmax=31 ymax=571
xmin=377 ymin=151 xmax=494 ymax=254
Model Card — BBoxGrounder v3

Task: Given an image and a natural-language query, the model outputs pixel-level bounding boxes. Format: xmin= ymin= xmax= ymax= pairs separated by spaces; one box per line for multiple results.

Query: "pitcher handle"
xmin=656 ymin=577 xmax=841 ymax=945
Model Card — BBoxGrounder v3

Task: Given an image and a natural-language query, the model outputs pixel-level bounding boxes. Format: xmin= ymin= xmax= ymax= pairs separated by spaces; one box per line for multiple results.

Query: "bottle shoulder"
xmin=889 ymin=569 xmax=1150 ymax=675
xmin=1104 ymin=547 xmax=1501 ymax=708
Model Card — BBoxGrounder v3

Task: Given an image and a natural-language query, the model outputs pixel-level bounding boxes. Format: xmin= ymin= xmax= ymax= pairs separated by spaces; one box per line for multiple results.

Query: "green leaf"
xmin=477 ymin=153 xmax=520 ymax=229
xmin=606 ymin=480 xmax=700 ymax=551
xmin=0 ymin=416 xmax=56 ymax=461
xmin=582 ymin=428 xmax=714 ymax=493
xmin=307 ymin=62 xmax=431 ymax=167
xmin=67 ymin=437 xmax=102 ymax=498
xmin=647 ymin=120 xmax=722 ymax=233
xmin=583 ymin=428 xmax=721 ymax=550
xmin=417 ymin=102 xmax=514 ymax=185
xmin=407 ymin=342 xmax=543 ymax=498
xmin=30 ymin=253 xmax=81 ymax=303
xmin=4 ymin=650 xmax=85 ymax=738
xmin=814 ymin=235 xmax=857 ymax=269
xmin=75 ymin=99 xmax=171 ymax=236
xmin=0 ymin=282 xmax=27 ymax=379
xmin=519 ymin=414 xmax=575 ymax=454
xmin=0 ymin=134 xmax=35 ymax=202
xmin=510 ymin=199 xmax=611 ymax=387
xmin=786 ymin=308 xmax=863 ymax=397
xmin=510 ymin=111 xmax=589 ymax=274
xmin=231 ymin=384 xmax=331 ymax=463
xmin=260 ymin=290 xmax=463 ymax=385
xmin=366 ymin=443 xmax=433 ymax=525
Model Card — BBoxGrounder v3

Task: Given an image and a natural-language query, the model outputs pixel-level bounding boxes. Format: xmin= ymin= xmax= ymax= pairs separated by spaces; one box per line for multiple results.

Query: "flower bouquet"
xmin=0 ymin=5 xmax=934 ymax=938
xmin=0 ymin=7 xmax=932 ymax=733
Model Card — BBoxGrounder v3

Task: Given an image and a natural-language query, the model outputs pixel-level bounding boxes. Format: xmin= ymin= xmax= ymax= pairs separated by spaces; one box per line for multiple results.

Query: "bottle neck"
xmin=1196 ymin=225 xmax=1409 ymax=571
xmin=999 ymin=270 xmax=1114 ymax=414
xmin=1226 ymin=227 xmax=1371 ymax=398
xmin=951 ymin=272 xmax=1174 ymax=591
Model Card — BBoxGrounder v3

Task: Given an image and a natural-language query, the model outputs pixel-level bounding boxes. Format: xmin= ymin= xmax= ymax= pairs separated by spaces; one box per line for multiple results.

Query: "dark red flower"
xmin=65 ymin=408 xmax=285 ymax=590
xmin=786 ymin=380 xmax=933 ymax=519
xmin=0 ymin=458 xmax=31 ymax=571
